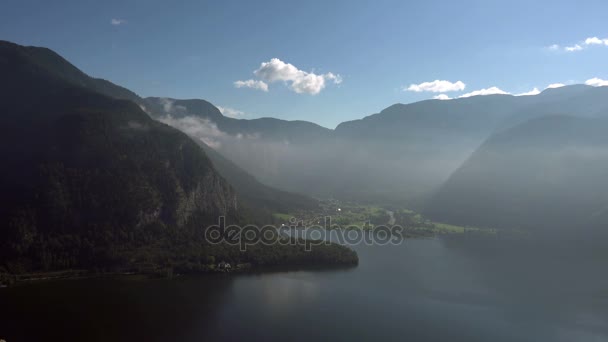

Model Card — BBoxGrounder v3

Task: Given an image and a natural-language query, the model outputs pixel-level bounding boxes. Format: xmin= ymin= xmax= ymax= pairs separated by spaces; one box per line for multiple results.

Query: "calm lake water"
xmin=2 ymin=237 xmax=608 ymax=342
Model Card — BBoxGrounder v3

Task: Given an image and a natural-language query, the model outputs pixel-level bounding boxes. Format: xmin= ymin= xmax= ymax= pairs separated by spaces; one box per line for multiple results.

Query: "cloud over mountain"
xmin=406 ymin=80 xmax=466 ymax=93
xmin=585 ymin=78 xmax=608 ymax=87
xmin=459 ymin=86 xmax=509 ymax=98
xmin=159 ymin=115 xmax=228 ymax=149
xmin=516 ymin=88 xmax=541 ymax=96
xmin=433 ymin=94 xmax=451 ymax=100
xmin=217 ymin=106 xmax=247 ymax=118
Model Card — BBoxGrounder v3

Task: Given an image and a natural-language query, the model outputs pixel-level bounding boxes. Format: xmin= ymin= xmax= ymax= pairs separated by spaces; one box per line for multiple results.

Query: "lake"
xmin=2 ymin=237 xmax=608 ymax=342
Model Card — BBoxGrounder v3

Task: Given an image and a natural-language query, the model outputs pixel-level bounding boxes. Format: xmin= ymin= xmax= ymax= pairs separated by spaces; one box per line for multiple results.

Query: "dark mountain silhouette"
xmin=0 ymin=40 xmax=142 ymax=104
xmin=0 ymin=40 xmax=237 ymax=272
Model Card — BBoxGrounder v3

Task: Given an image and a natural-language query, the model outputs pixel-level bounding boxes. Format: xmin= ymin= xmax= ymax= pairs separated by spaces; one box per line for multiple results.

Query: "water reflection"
xmin=2 ymin=237 xmax=608 ymax=342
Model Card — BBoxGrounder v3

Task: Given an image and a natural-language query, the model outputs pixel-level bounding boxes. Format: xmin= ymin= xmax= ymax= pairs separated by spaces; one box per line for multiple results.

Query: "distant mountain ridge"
xmin=145 ymin=97 xmax=332 ymax=142
xmin=150 ymin=86 xmax=608 ymax=207
xmin=425 ymin=114 xmax=608 ymax=233
xmin=0 ymin=40 xmax=142 ymax=104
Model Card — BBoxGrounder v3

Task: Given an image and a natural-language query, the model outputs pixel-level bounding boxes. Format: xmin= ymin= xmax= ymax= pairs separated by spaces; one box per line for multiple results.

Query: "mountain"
xmin=0 ymin=40 xmax=237 ymax=272
xmin=145 ymin=96 xmax=525 ymax=204
xmin=425 ymin=115 xmax=608 ymax=234
xmin=0 ymin=39 xmax=318 ymax=217
xmin=155 ymin=86 xmax=608 ymax=207
xmin=0 ymin=41 xmax=356 ymax=275
xmin=14 ymin=37 xmax=608 ymax=213
xmin=144 ymin=97 xmax=333 ymax=142
xmin=331 ymin=95 xmax=521 ymax=204
xmin=143 ymin=97 xmax=319 ymax=215
xmin=198 ymin=143 xmax=317 ymax=214
xmin=144 ymin=97 xmax=338 ymax=196
xmin=7 ymin=38 xmax=608 ymax=242
xmin=333 ymin=87 xmax=608 ymax=206
xmin=0 ymin=40 xmax=142 ymax=104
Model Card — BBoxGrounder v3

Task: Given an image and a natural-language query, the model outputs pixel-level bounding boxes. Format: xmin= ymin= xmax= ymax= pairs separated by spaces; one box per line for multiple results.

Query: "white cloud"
xmin=546 ymin=83 xmax=565 ymax=89
xmin=406 ymin=80 xmax=466 ymax=93
xmin=159 ymin=115 xmax=227 ymax=149
xmin=324 ymin=72 xmax=343 ymax=85
xmin=157 ymin=99 xmax=261 ymax=148
xmin=458 ymin=87 xmax=510 ymax=98
xmin=247 ymin=58 xmax=341 ymax=95
xmin=516 ymin=87 xmax=541 ymax=96
xmin=585 ymin=77 xmax=608 ymax=87
xmin=111 ymin=18 xmax=127 ymax=26
xmin=217 ymin=106 xmax=247 ymax=118
xmin=553 ymin=37 xmax=608 ymax=52
xmin=565 ymin=44 xmax=583 ymax=52
xmin=585 ymin=37 xmax=604 ymax=45
xmin=433 ymin=94 xmax=451 ymax=100
xmin=159 ymin=98 xmax=187 ymax=115
xmin=158 ymin=113 xmax=260 ymax=149
xmin=234 ymin=79 xmax=269 ymax=92
xmin=584 ymin=37 xmax=608 ymax=46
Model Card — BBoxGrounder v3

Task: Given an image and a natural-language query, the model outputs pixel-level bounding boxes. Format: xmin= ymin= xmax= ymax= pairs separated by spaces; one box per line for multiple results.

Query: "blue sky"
xmin=2 ymin=0 xmax=608 ymax=128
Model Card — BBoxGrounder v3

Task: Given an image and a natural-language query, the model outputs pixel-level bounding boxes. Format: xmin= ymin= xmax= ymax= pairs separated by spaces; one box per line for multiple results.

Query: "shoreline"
xmin=0 ymin=262 xmax=358 ymax=288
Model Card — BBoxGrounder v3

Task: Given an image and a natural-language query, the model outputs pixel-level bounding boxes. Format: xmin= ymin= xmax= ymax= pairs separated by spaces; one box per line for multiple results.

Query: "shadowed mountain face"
xmin=0 ymin=41 xmax=241 ymax=272
xmin=425 ymin=115 xmax=608 ymax=233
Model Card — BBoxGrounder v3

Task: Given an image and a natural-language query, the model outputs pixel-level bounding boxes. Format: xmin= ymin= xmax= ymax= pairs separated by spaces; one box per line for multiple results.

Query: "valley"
xmin=4 ymin=2 xmax=608 ymax=341
xmin=272 ymin=199 xmax=496 ymax=238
